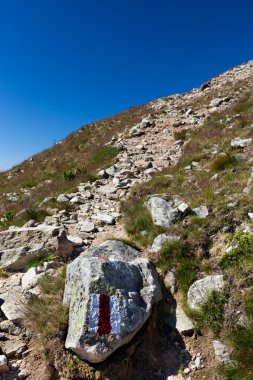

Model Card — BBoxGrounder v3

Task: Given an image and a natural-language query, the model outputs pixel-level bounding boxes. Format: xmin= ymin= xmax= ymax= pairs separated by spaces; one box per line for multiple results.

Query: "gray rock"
xmin=147 ymin=197 xmax=178 ymax=228
xmin=192 ymin=205 xmax=209 ymax=218
xmin=97 ymin=186 xmax=117 ymax=195
xmin=0 ymin=320 xmax=21 ymax=336
xmin=57 ymin=194 xmax=70 ymax=203
xmin=1 ymin=288 xmax=25 ymax=322
xmin=22 ymin=219 xmax=36 ymax=228
xmin=70 ymin=196 xmax=85 ymax=204
xmin=151 ymin=234 xmax=180 ymax=253
xmin=83 ymin=240 xmax=140 ymax=262
xmin=92 ymin=214 xmax=115 ymax=225
xmin=80 ymin=221 xmax=96 ymax=233
xmin=105 ymin=166 xmax=115 ymax=177
xmin=210 ymin=98 xmax=224 ymax=107
xmin=212 ymin=340 xmax=231 ymax=363
xmin=18 ymin=369 xmax=31 ymax=379
xmin=67 ymin=235 xmax=83 ymax=246
xmin=164 ymin=271 xmax=177 ymax=294
xmin=1 ymin=338 xmax=27 ymax=357
xmin=176 ymin=308 xmax=194 ymax=336
xmin=0 ymin=226 xmax=73 ymax=270
xmin=64 ymin=255 xmax=161 ymax=363
xmin=21 ymin=267 xmax=38 ymax=289
xmin=187 ymin=275 xmax=224 ymax=309
xmin=231 ymin=137 xmax=252 ymax=148
xmin=0 ymin=355 xmax=8 ymax=373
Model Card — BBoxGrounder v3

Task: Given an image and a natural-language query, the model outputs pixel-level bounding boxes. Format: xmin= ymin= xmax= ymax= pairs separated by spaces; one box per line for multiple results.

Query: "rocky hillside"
xmin=1 ymin=60 xmax=253 ymax=380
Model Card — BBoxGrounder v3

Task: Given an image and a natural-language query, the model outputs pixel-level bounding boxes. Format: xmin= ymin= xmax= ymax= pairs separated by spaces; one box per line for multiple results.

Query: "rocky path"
xmin=1 ymin=60 xmax=253 ymax=380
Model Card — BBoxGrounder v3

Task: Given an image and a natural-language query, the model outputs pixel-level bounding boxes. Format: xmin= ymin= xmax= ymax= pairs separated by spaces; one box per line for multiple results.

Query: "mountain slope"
xmin=0 ymin=60 xmax=253 ymax=380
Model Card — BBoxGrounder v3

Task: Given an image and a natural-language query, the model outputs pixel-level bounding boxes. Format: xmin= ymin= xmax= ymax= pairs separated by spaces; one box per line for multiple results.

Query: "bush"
xmin=211 ymin=154 xmax=238 ymax=172
xmin=63 ymin=170 xmax=76 ymax=181
xmin=173 ymin=129 xmax=189 ymax=141
xmin=4 ymin=211 xmax=14 ymax=221
xmin=24 ymin=267 xmax=68 ymax=339
xmin=188 ymin=290 xmax=228 ymax=336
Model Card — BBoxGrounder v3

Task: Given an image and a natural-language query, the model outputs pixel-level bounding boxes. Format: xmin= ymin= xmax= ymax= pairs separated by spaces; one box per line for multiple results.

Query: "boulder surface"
xmin=64 ymin=247 xmax=161 ymax=362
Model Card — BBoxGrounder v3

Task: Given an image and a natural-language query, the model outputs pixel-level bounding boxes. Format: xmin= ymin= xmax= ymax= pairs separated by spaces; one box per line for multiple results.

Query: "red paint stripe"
xmin=98 ymin=294 xmax=111 ymax=336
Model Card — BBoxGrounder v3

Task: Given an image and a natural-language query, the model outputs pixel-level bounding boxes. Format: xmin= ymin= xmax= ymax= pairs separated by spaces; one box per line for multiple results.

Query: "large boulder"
xmin=82 ymin=240 xmax=140 ymax=262
xmin=0 ymin=226 xmax=73 ymax=270
xmin=63 ymin=253 xmax=162 ymax=362
xmin=146 ymin=197 xmax=178 ymax=228
xmin=187 ymin=275 xmax=224 ymax=309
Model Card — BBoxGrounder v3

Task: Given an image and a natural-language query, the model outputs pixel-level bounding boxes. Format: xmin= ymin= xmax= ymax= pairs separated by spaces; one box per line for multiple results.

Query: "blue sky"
xmin=0 ymin=0 xmax=252 ymax=171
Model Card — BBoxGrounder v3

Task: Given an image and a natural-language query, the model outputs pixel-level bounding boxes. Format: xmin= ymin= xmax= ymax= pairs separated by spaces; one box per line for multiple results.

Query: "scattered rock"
xmin=0 ymin=320 xmax=21 ymax=336
xmin=151 ymin=234 xmax=180 ymax=253
xmin=164 ymin=271 xmax=177 ymax=294
xmin=147 ymin=197 xmax=178 ymax=228
xmin=80 ymin=221 xmax=96 ymax=233
xmin=57 ymin=194 xmax=70 ymax=203
xmin=175 ymin=304 xmax=194 ymax=336
xmin=213 ymin=340 xmax=231 ymax=363
xmin=192 ymin=205 xmax=209 ymax=218
xmin=187 ymin=275 xmax=224 ymax=309
xmin=0 ymin=226 xmax=73 ymax=270
xmin=92 ymin=213 xmax=115 ymax=225
xmin=0 ymin=355 xmax=8 ymax=373
xmin=231 ymin=137 xmax=252 ymax=148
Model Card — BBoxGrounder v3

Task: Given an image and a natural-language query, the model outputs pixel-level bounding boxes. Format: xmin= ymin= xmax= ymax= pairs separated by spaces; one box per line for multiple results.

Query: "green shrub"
xmin=63 ymin=170 xmax=76 ymax=180
xmin=211 ymin=154 xmax=238 ymax=172
xmin=23 ymin=267 xmax=68 ymax=339
xmin=187 ymin=290 xmax=228 ymax=336
xmin=4 ymin=211 xmax=14 ymax=221
xmin=219 ymin=231 xmax=253 ymax=270
xmin=0 ymin=269 xmax=9 ymax=278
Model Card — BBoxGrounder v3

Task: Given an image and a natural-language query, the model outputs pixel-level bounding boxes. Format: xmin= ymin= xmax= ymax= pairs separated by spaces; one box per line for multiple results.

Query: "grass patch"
xmin=121 ymin=199 xmax=165 ymax=247
xmin=0 ymin=268 xmax=9 ymax=278
xmin=187 ymin=290 xmax=228 ymax=336
xmin=25 ymin=207 xmax=51 ymax=222
xmin=173 ymin=129 xmax=189 ymax=141
xmin=211 ymin=154 xmax=238 ymax=172
xmin=92 ymin=145 xmax=119 ymax=169
xmin=157 ymin=239 xmax=198 ymax=294
xmin=220 ymin=295 xmax=253 ymax=380
xmin=23 ymin=266 xmax=68 ymax=339
xmin=219 ymin=231 xmax=253 ymax=271
xmin=25 ymin=253 xmax=59 ymax=271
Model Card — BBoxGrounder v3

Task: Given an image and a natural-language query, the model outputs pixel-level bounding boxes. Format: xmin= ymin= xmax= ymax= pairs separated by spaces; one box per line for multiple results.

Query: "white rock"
xmin=192 ymin=205 xmax=209 ymax=218
xmin=57 ymin=194 xmax=70 ymax=202
xmin=92 ymin=213 xmax=115 ymax=225
xmin=231 ymin=137 xmax=252 ymax=148
xmin=80 ymin=221 xmax=96 ymax=233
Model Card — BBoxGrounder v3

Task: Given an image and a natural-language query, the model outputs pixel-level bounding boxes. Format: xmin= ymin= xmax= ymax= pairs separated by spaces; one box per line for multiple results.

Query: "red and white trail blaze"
xmin=88 ymin=293 xmax=121 ymax=336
